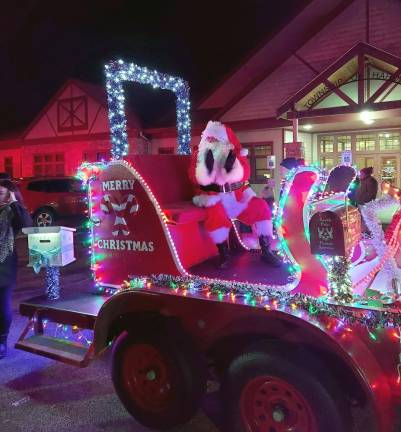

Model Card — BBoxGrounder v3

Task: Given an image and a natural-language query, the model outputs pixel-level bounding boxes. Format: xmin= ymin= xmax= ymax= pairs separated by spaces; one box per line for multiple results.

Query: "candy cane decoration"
xmin=101 ymin=193 xmax=139 ymax=236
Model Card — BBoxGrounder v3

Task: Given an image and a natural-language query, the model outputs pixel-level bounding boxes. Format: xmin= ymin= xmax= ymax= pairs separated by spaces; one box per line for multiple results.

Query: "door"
xmin=355 ymin=154 xmax=400 ymax=189
xmin=380 ymin=156 xmax=398 ymax=186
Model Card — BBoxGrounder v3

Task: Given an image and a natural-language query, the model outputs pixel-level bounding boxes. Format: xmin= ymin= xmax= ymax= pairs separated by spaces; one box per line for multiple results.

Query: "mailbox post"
xmin=22 ymin=226 xmax=76 ymax=300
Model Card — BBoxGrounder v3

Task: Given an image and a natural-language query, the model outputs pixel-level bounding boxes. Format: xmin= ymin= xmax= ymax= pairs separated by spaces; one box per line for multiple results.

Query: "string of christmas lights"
xmin=126 ymin=274 xmax=401 ymax=330
xmin=105 ymin=60 xmax=191 ymax=158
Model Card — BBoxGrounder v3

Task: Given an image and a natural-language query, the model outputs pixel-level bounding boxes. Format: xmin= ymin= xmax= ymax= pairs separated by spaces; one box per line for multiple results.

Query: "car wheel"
xmin=222 ymin=350 xmax=351 ymax=432
xmin=111 ymin=326 xmax=206 ymax=430
xmin=34 ymin=208 xmax=55 ymax=227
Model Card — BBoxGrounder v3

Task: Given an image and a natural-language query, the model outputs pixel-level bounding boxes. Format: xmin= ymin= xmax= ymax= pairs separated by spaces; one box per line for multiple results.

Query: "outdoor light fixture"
xmin=360 ymin=110 xmax=374 ymax=125
xmin=303 ymin=124 xmax=313 ymax=130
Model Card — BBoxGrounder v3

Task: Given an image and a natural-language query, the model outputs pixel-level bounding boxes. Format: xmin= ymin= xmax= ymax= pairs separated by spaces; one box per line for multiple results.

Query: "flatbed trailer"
xmin=15 ymin=60 xmax=401 ymax=432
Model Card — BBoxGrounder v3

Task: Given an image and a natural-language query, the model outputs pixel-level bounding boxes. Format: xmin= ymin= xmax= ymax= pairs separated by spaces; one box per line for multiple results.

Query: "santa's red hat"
xmin=201 ymin=121 xmax=248 ymax=157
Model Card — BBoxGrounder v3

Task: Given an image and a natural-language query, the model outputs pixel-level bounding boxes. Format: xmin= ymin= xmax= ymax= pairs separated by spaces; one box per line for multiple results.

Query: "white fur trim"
xmin=215 ymin=156 xmax=244 ymax=185
xmin=240 ymin=187 xmax=256 ymax=204
xmin=193 ymin=194 xmax=221 ymax=207
xmin=209 ymin=227 xmax=230 ymax=243
xmin=240 ymin=148 xmax=248 ymax=157
xmin=221 ymin=192 xmax=247 ymax=218
xmin=201 ymin=121 xmax=228 ymax=143
xmin=253 ymin=220 xmax=273 ymax=237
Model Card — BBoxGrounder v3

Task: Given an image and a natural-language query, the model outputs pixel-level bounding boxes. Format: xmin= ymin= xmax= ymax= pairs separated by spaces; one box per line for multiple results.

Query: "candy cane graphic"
xmin=101 ymin=193 xmax=139 ymax=236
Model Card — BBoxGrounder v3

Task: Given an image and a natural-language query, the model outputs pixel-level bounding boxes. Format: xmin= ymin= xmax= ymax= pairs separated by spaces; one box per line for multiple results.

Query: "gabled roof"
xmin=22 ymin=78 xmax=140 ymax=139
xmin=197 ymin=0 xmax=354 ymax=117
xmin=278 ymin=42 xmax=401 ymax=118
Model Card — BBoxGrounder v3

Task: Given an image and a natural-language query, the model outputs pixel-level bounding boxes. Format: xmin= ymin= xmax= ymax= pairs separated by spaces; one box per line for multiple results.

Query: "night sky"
xmin=0 ymin=0 xmax=310 ymax=132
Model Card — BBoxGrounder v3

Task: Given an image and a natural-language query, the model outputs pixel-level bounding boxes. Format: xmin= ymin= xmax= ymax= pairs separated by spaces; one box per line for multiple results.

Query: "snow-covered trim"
xmin=193 ymin=194 xmax=221 ymax=208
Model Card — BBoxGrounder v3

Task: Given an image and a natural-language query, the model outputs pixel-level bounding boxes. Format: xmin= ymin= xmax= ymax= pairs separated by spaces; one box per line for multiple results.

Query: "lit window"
xmin=356 ymin=134 xmax=376 ymax=151
xmin=379 ymin=132 xmax=400 ymax=151
xmin=320 ymin=157 xmax=334 ymax=169
xmin=337 ymin=135 xmax=351 ymax=152
xmin=320 ymin=136 xmax=334 ymax=153
xmin=244 ymin=143 xmax=273 ymax=183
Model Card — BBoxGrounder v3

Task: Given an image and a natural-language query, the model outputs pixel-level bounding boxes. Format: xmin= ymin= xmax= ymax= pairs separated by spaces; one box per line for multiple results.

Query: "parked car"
xmin=18 ymin=177 xmax=87 ymax=227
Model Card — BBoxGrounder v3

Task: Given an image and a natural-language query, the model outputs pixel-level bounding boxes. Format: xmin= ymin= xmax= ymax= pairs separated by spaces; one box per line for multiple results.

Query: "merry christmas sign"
xmin=89 ymin=160 xmax=182 ymax=287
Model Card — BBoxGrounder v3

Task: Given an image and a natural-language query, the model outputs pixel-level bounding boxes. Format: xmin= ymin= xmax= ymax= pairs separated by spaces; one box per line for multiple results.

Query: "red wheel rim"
xmin=240 ymin=375 xmax=318 ymax=432
xmin=122 ymin=343 xmax=173 ymax=412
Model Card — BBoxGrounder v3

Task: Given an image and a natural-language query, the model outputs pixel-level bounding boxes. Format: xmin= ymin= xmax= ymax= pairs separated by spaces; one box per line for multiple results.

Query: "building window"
xmin=57 ymin=96 xmax=88 ymax=132
xmin=4 ymin=157 xmax=13 ymax=178
xmin=244 ymin=143 xmax=273 ymax=183
xmin=33 ymin=153 xmax=65 ymax=177
xmin=379 ymin=132 xmax=400 ymax=151
xmin=83 ymin=151 xmax=110 ymax=162
xmin=158 ymin=147 xmax=174 ymax=155
xmin=320 ymin=157 xmax=334 ymax=170
xmin=320 ymin=136 xmax=334 ymax=153
xmin=337 ymin=135 xmax=351 ymax=152
xmin=356 ymin=134 xmax=376 ymax=151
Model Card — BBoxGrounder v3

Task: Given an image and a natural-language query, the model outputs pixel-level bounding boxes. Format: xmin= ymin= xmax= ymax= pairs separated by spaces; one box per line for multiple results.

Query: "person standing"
xmin=355 ymin=167 xmax=378 ymax=206
xmin=0 ymin=180 xmax=32 ymax=359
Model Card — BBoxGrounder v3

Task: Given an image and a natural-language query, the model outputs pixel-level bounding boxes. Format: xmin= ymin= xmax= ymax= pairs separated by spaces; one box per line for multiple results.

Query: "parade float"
xmin=14 ymin=59 xmax=401 ymax=432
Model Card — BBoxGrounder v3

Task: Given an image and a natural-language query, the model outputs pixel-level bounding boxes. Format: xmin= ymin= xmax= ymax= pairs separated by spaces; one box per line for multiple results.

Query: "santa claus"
xmin=190 ymin=121 xmax=282 ymax=268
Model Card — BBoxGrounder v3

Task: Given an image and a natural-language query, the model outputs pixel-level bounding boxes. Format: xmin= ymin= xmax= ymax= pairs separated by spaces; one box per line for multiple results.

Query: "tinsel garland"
xmin=361 ymin=196 xmax=401 ymax=293
xmin=327 ymin=256 xmax=353 ymax=303
xmin=45 ymin=267 xmax=60 ymax=300
xmin=126 ymin=274 xmax=401 ymax=330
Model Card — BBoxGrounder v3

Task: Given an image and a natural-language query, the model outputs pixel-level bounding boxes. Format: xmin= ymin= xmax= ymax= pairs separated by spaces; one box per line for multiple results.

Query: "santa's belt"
xmin=200 ymin=181 xmax=246 ymax=193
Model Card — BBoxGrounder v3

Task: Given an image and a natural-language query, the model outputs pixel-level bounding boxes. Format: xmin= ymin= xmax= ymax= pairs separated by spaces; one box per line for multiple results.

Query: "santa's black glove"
xmin=205 ymin=149 xmax=214 ymax=174
xmin=224 ymin=150 xmax=237 ymax=173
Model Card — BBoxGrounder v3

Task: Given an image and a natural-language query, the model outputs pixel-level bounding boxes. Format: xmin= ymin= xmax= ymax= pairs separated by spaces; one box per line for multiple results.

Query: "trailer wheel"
xmin=111 ymin=328 xmax=205 ymax=430
xmin=222 ymin=350 xmax=349 ymax=432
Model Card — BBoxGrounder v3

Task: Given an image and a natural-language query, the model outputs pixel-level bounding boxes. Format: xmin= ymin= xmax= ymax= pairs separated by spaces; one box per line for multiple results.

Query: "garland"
xmin=125 ymin=274 xmax=401 ymax=330
xmin=360 ymin=196 xmax=401 ymax=294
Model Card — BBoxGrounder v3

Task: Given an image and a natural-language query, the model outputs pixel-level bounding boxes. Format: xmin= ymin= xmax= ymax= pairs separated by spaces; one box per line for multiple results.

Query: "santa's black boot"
xmin=259 ymin=235 xmax=282 ymax=267
xmin=0 ymin=334 xmax=7 ymax=360
xmin=216 ymin=241 xmax=230 ymax=269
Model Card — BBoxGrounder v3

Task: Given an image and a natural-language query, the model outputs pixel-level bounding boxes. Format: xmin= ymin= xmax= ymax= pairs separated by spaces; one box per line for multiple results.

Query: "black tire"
xmin=111 ymin=326 xmax=206 ymax=430
xmin=222 ymin=350 xmax=350 ymax=432
xmin=33 ymin=208 xmax=56 ymax=227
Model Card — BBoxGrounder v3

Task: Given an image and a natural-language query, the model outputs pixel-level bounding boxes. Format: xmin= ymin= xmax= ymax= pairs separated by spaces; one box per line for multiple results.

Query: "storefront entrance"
xmin=318 ymin=131 xmax=401 ymax=187
xmin=277 ymin=42 xmax=401 ymax=189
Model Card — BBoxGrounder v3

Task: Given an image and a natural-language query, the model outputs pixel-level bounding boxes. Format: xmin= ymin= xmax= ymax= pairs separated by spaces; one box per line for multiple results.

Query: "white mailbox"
xmin=22 ymin=226 xmax=76 ymax=268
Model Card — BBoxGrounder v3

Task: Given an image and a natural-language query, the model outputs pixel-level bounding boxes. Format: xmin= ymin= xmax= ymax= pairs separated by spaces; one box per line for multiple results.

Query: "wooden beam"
xmin=366 ymin=67 xmax=401 ymax=104
xmin=358 ymin=52 xmax=365 ymax=104
xmin=323 ymin=79 xmax=357 ymax=106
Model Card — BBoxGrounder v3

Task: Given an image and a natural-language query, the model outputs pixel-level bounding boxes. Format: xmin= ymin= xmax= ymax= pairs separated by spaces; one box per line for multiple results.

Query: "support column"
xmin=292 ymin=117 xmax=298 ymax=144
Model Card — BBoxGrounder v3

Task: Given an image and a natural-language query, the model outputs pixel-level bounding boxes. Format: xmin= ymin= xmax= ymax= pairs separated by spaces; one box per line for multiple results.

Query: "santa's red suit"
xmin=190 ymin=121 xmax=281 ymax=267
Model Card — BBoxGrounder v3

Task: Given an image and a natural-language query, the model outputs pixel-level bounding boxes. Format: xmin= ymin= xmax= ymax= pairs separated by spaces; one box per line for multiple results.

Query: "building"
xmin=149 ymin=0 xmax=401 ymax=192
xmin=2 ymin=0 xmax=401 ymax=194
xmin=0 ymin=79 xmax=143 ymax=178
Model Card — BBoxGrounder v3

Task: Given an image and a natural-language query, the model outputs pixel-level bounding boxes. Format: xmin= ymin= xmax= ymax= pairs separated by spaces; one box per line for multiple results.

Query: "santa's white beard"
xmin=195 ymin=141 xmax=244 ymax=186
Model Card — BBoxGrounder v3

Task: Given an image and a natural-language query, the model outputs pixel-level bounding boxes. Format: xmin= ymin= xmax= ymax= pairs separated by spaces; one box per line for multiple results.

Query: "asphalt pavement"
xmin=0 ymin=234 xmax=219 ymax=432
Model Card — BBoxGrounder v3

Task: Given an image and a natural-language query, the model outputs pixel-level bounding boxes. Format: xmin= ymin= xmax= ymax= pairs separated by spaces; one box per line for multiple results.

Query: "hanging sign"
xmin=341 ymin=150 xmax=352 ymax=166
xmin=267 ymin=155 xmax=276 ymax=169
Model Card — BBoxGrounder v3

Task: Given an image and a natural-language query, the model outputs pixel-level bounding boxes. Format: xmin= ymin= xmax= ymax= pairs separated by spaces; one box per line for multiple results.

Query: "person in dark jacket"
xmin=0 ymin=179 xmax=32 ymax=359
xmin=355 ymin=167 xmax=378 ymax=206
